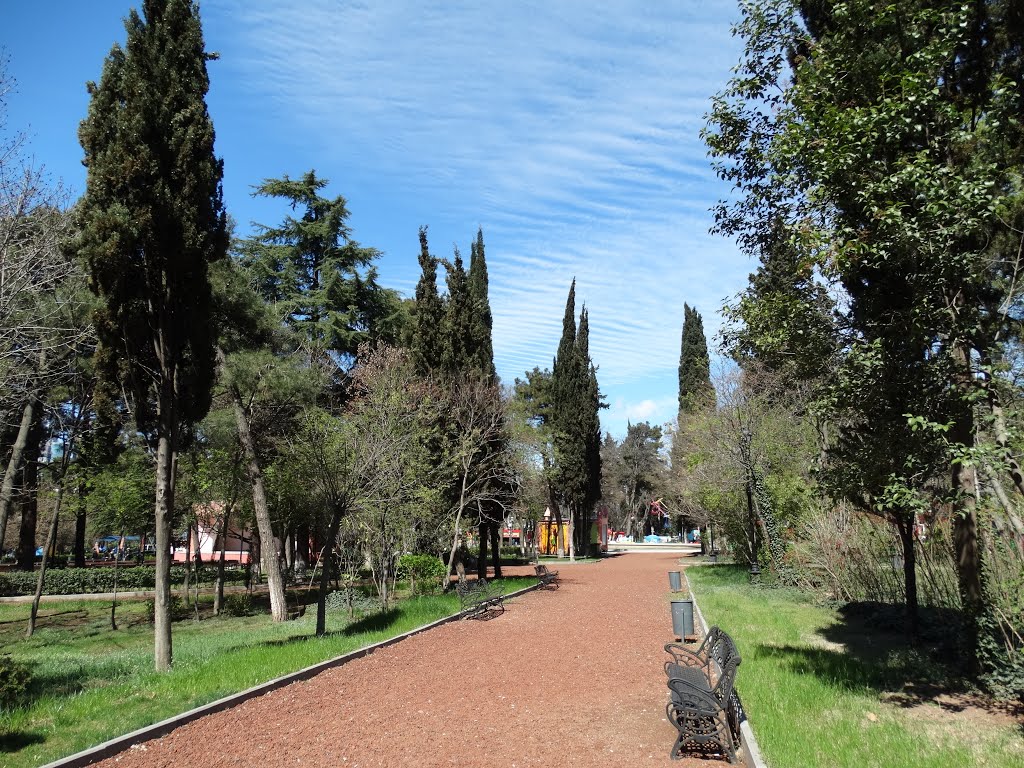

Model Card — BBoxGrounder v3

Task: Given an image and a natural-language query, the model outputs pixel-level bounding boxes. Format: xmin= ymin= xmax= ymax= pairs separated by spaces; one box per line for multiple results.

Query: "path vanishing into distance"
xmin=86 ymin=553 xmax=740 ymax=768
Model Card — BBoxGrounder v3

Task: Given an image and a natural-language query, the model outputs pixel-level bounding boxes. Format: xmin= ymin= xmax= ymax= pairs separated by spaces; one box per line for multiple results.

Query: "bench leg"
xmin=666 ymin=702 xmax=737 ymax=763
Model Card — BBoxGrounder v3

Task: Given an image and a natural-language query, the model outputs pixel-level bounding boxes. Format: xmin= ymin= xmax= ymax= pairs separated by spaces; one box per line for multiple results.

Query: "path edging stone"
xmin=39 ymin=581 xmax=543 ymax=768
xmin=684 ymin=568 xmax=769 ymax=768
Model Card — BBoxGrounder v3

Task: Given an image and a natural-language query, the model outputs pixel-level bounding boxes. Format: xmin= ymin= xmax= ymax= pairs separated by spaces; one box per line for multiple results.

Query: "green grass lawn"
xmin=685 ymin=565 xmax=1024 ymax=768
xmin=0 ymin=577 xmax=534 ymax=767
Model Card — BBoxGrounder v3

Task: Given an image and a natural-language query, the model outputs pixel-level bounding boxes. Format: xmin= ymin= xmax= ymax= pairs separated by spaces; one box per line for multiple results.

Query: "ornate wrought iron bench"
xmin=534 ymin=563 xmax=559 ymax=589
xmin=664 ymin=626 xmax=743 ymax=763
xmin=455 ymin=578 xmax=505 ymax=619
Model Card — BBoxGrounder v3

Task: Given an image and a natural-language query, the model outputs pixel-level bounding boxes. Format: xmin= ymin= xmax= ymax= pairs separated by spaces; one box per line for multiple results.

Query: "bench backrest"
xmin=456 ymin=578 xmax=487 ymax=595
xmin=707 ymin=630 xmax=741 ymax=704
xmin=708 ymin=630 xmax=740 ymax=671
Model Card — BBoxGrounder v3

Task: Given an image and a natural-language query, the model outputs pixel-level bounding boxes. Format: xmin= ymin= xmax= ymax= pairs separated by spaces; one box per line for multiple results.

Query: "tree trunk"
xmin=284 ymin=531 xmax=294 ymax=571
xmin=445 ymin=468 xmax=472 ymax=588
xmin=552 ymin=501 xmax=565 ymax=558
xmin=316 ymin=505 xmax=344 ymax=637
xmin=14 ymin=412 xmax=43 ymax=572
xmin=154 ymin=426 xmax=176 ymax=672
xmin=982 ymin=367 xmax=1024 ymax=497
xmin=478 ymin=517 xmax=489 ymax=580
xmin=182 ymin=522 xmax=192 ymax=601
xmin=27 ymin=482 xmax=65 ymax=637
xmin=74 ymin=481 xmax=87 ymax=568
xmin=226 ymin=370 xmax=287 ymax=622
xmin=214 ymin=509 xmax=229 ymax=615
xmin=110 ymin=529 xmax=122 ymax=631
xmin=248 ymin=531 xmax=259 ymax=589
xmin=489 ymin=516 xmax=501 ymax=577
xmin=0 ymin=396 xmax=41 ymax=548
xmin=192 ymin=524 xmax=203 ymax=567
xmin=568 ymin=505 xmax=576 ymax=563
xmin=295 ymin=523 xmax=310 ymax=571
xmin=895 ymin=513 xmax=919 ymax=643
xmin=981 ymin=467 xmax=1024 ymax=544
xmin=950 ymin=341 xmax=983 ymax=671
xmin=16 ymin=489 xmax=38 ymax=572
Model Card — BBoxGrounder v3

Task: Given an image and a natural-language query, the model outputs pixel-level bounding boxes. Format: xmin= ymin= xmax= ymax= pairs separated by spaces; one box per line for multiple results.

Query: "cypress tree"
xmin=550 ymin=282 xmax=603 ymax=558
xmin=410 ymin=227 xmax=445 ymax=375
xmin=467 ymin=228 xmax=496 ymax=381
xmin=442 ymin=248 xmax=473 ymax=374
xmin=552 ymin=279 xmax=577 ymax=393
xmin=678 ymin=303 xmax=713 ymax=414
xmin=550 ymin=279 xmax=579 ymax=443
xmin=577 ymin=308 xmax=603 ymax=554
xmin=76 ymin=0 xmax=227 ymax=671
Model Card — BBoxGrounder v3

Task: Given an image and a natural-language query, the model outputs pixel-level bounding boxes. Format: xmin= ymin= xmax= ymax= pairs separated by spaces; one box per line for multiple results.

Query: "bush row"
xmin=0 ymin=565 xmax=249 ymax=597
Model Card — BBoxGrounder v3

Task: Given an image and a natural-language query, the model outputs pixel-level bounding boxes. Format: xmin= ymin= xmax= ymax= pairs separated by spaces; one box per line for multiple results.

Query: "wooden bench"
xmin=534 ymin=563 xmax=559 ymax=589
xmin=663 ymin=625 xmax=742 ymax=763
xmin=455 ymin=578 xmax=505 ymax=619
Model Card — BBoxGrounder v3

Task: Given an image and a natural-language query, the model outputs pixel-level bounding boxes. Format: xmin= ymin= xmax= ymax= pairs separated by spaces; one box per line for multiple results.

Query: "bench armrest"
xmin=664 ymin=642 xmax=706 ymax=669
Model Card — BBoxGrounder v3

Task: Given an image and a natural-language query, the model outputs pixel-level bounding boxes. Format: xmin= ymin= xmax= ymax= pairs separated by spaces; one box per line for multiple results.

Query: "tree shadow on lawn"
xmin=0 ymin=730 xmax=44 ymax=753
xmin=753 ymin=601 xmax=1022 ymax=720
xmin=248 ymin=608 xmax=405 ymax=649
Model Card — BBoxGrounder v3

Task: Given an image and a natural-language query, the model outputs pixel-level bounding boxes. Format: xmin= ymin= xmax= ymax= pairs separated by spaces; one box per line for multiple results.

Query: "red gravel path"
xmin=94 ymin=553 xmax=741 ymax=768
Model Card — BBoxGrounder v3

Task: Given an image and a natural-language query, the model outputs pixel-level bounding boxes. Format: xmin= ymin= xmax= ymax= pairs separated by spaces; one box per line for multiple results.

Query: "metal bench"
xmin=455 ymin=578 xmax=505 ymax=619
xmin=534 ymin=563 xmax=559 ymax=589
xmin=664 ymin=626 xmax=742 ymax=763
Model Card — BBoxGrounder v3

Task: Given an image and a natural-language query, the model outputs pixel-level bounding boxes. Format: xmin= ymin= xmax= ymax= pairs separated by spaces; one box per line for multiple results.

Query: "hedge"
xmin=0 ymin=565 xmax=250 ymax=597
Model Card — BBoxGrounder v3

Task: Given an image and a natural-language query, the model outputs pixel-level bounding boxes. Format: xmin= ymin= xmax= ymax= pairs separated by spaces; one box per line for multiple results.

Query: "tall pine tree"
xmin=238 ymin=170 xmax=400 ymax=365
xmin=76 ymin=0 xmax=227 ymax=671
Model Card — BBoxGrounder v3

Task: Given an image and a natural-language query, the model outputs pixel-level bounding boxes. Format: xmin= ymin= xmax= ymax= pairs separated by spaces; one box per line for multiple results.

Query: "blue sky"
xmin=4 ymin=1 xmax=749 ymax=438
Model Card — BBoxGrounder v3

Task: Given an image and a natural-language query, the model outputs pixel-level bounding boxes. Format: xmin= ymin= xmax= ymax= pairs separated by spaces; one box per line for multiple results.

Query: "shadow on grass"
xmin=752 ymin=599 xmax=1024 ymax=718
xmin=245 ymin=608 xmax=406 ymax=650
xmin=341 ymin=608 xmax=402 ymax=636
xmin=0 ymin=730 xmax=44 ymax=753
xmin=26 ymin=667 xmax=89 ymax=700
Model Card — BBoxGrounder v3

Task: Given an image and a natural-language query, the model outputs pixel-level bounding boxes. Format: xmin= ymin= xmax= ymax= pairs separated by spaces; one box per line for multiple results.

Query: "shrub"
xmin=0 ymin=565 xmax=249 ymax=597
xmin=222 ymin=593 xmax=253 ymax=617
xmin=144 ymin=595 xmax=189 ymax=623
xmin=325 ymin=589 xmax=380 ymax=615
xmin=0 ymin=655 xmax=31 ymax=712
xmin=397 ymin=554 xmax=446 ymax=595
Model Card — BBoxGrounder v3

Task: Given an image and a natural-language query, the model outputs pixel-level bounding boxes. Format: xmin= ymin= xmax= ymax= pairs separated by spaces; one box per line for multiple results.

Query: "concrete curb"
xmin=683 ymin=568 xmax=769 ymax=768
xmin=40 ymin=581 xmax=544 ymax=768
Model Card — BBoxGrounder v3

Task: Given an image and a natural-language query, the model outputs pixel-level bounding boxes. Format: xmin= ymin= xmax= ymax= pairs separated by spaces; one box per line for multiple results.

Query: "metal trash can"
xmin=670 ymin=598 xmax=695 ymax=639
xmin=668 ymin=570 xmax=682 ymax=591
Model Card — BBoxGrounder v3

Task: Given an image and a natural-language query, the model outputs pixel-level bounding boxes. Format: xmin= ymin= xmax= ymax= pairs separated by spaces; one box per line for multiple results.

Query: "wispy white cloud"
xmin=206 ymin=0 xmax=748 ymax=435
xmin=604 ymin=395 xmax=680 ymax=437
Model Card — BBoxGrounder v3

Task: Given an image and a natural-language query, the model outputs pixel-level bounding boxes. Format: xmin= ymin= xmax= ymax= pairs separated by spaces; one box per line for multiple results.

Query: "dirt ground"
xmin=91 ymin=552 xmax=740 ymax=768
